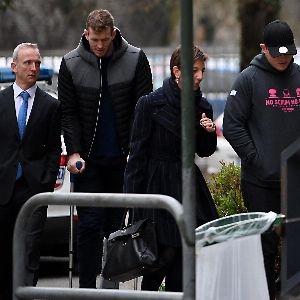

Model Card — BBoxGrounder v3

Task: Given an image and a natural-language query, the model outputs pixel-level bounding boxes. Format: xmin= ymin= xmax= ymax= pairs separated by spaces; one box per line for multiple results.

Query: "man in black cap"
xmin=223 ymin=20 xmax=300 ymax=300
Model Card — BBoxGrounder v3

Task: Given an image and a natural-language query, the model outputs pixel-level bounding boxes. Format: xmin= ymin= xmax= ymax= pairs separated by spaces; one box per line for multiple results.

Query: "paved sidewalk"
xmin=38 ymin=274 xmax=142 ymax=290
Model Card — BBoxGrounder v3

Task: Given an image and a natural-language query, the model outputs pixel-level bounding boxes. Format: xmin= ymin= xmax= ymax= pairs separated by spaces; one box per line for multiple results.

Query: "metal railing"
xmin=13 ymin=192 xmax=191 ymax=300
xmin=280 ymin=137 xmax=300 ymax=298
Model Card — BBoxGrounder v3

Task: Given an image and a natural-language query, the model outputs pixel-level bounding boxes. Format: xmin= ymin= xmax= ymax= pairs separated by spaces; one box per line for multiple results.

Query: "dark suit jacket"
xmin=0 ymin=85 xmax=61 ymax=205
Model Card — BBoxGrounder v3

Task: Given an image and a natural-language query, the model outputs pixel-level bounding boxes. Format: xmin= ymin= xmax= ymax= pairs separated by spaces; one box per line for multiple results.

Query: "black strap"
xmin=119 ymin=208 xmax=135 ymax=229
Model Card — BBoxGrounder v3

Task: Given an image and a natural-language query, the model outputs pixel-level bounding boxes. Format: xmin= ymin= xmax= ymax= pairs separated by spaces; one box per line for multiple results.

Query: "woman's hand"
xmin=200 ymin=113 xmax=216 ymax=133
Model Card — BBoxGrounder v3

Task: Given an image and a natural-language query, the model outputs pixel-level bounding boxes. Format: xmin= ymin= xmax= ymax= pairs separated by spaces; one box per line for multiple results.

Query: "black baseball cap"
xmin=263 ymin=20 xmax=297 ymax=57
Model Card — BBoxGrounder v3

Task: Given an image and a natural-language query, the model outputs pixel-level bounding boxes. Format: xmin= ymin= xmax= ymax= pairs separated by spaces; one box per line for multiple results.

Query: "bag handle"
xmin=119 ymin=208 xmax=135 ymax=229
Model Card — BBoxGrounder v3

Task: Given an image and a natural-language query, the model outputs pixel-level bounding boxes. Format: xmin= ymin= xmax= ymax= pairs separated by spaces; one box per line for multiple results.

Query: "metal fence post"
xmin=280 ymin=137 xmax=300 ymax=298
xmin=180 ymin=0 xmax=196 ymax=299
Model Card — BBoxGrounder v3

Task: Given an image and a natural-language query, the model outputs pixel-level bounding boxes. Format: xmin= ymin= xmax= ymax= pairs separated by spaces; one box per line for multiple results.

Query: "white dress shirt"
xmin=13 ymin=83 xmax=37 ymax=123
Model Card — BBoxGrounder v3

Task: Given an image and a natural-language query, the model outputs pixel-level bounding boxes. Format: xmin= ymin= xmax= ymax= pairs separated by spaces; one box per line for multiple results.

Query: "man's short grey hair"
xmin=12 ymin=43 xmax=40 ymax=61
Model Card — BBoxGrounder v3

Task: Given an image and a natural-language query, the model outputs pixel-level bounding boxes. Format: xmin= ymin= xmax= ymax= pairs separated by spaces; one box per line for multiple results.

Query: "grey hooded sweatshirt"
xmin=223 ymin=54 xmax=300 ymax=188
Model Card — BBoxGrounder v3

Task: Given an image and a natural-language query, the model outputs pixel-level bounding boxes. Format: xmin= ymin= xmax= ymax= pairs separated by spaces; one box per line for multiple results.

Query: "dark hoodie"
xmin=223 ymin=53 xmax=300 ymax=188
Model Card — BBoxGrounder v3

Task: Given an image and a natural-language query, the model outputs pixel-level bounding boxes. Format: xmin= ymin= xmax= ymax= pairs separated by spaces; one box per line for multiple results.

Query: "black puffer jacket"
xmin=58 ymin=28 xmax=153 ymax=159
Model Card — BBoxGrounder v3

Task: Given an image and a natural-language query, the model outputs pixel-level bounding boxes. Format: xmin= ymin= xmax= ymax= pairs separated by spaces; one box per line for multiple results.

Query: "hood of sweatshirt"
xmin=250 ymin=53 xmax=295 ymax=76
xmin=224 ymin=52 xmax=300 ymax=187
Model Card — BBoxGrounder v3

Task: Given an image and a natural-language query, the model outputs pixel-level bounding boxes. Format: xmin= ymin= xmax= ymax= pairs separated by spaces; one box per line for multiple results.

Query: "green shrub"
xmin=207 ymin=161 xmax=247 ymax=218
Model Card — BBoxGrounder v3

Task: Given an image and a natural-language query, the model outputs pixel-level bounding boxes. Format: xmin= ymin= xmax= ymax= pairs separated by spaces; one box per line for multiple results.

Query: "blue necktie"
xmin=16 ymin=91 xmax=30 ymax=179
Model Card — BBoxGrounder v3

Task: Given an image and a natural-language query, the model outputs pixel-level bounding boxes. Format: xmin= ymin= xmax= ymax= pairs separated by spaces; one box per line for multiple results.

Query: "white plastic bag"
xmin=196 ymin=212 xmax=277 ymax=248
xmin=196 ymin=234 xmax=269 ymax=300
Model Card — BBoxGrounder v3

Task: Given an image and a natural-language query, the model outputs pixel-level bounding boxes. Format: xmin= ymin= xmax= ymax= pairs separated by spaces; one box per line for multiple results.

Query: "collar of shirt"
xmin=13 ymin=83 xmax=37 ymax=122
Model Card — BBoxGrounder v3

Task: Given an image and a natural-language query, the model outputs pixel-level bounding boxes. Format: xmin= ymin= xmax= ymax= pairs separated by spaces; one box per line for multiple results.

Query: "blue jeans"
xmin=74 ymin=159 xmax=126 ymax=288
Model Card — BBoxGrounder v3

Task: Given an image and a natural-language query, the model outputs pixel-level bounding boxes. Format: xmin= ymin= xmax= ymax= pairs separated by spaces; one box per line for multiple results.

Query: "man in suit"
xmin=0 ymin=43 xmax=61 ymax=300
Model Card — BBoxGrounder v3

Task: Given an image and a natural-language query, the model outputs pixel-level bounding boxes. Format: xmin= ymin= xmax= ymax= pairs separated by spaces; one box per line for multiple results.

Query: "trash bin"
xmin=195 ymin=212 xmax=278 ymax=300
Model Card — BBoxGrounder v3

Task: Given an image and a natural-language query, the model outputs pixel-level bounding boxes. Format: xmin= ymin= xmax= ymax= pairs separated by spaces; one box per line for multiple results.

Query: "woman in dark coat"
xmin=123 ymin=45 xmax=218 ymax=292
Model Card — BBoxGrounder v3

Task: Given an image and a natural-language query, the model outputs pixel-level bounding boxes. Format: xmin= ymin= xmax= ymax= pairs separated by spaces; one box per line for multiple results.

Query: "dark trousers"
xmin=141 ymin=243 xmax=182 ymax=292
xmin=0 ymin=177 xmax=47 ymax=300
xmin=241 ymin=180 xmax=280 ymax=300
xmin=74 ymin=159 xmax=126 ymax=288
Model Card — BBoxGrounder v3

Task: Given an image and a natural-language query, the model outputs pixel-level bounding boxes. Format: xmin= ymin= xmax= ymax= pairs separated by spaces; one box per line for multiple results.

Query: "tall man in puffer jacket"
xmin=224 ymin=20 xmax=300 ymax=300
xmin=58 ymin=9 xmax=152 ymax=289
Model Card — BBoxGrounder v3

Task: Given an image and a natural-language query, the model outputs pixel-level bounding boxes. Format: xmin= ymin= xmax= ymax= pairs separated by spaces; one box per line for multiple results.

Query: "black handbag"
xmin=102 ymin=218 xmax=158 ymax=282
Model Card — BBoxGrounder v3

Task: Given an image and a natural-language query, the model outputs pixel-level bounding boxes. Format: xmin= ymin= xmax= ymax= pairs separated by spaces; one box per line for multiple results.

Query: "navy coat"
xmin=124 ymin=77 xmax=218 ymax=247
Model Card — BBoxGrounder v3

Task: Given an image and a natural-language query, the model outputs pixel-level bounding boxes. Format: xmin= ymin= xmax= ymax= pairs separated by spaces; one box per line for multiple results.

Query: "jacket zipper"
xmin=87 ymin=58 xmax=102 ymax=158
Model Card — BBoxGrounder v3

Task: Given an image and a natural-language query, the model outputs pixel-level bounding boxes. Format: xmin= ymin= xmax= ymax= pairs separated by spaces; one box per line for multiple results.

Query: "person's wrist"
xmin=207 ymin=123 xmax=216 ymax=133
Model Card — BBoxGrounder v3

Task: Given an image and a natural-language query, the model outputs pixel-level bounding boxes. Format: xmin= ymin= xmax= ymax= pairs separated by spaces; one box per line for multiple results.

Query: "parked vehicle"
xmin=41 ymin=136 xmax=76 ymax=261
